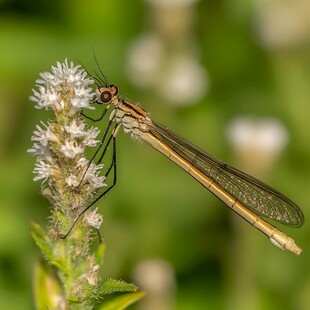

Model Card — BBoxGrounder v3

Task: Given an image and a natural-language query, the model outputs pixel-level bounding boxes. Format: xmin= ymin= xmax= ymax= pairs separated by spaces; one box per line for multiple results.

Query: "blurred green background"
xmin=0 ymin=0 xmax=310 ymax=309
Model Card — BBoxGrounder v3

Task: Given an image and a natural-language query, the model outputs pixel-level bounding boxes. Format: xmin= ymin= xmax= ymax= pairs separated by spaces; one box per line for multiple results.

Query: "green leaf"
xmin=33 ymin=259 xmax=65 ymax=310
xmin=98 ymin=279 xmax=138 ymax=296
xmin=30 ymin=220 xmax=67 ymax=273
xmin=97 ymin=292 xmax=145 ymax=310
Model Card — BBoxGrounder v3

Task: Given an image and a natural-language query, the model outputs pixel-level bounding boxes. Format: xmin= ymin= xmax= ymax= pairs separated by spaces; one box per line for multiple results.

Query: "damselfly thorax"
xmin=96 ymin=85 xmax=152 ymax=135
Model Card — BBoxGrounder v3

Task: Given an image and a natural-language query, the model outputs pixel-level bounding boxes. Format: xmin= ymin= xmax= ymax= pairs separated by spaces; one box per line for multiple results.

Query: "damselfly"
xmin=64 ymin=79 xmax=304 ymax=255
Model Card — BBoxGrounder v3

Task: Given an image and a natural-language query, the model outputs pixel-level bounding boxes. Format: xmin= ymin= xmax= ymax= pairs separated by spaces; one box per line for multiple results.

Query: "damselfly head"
xmin=96 ymin=84 xmax=118 ymax=104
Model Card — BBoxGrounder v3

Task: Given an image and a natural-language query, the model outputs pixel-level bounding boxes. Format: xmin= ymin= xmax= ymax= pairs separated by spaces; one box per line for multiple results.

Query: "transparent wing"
xmin=150 ymin=121 xmax=304 ymax=227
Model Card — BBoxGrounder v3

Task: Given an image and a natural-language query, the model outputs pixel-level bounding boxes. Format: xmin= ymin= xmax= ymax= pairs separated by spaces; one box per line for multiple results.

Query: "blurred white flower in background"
xmin=158 ymin=56 xmax=208 ymax=105
xmin=133 ymin=259 xmax=176 ymax=310
xmin=226 ymin=117 xmax=288 ymax=178
xmin=127 ymin=0 xmax=208 ymax=106
xmin=255 ymin=0 xmax=310 ymax=49
xmin=127 ymin=34 xmax=164 ymax=88
xmin=145 ymin=0 xmax=199 ymax=7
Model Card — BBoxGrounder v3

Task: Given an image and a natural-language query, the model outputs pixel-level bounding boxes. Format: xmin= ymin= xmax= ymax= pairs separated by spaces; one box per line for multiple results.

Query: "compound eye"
xmin=100 ymin=90 xmax=112 ymax=103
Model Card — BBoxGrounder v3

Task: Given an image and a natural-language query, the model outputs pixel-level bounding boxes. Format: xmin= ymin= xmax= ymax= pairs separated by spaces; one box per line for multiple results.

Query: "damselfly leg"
xmin=60 ymin=123 xmax=118 ymax=239
xmin=61 ymin=86 xmax=118 ymax=238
